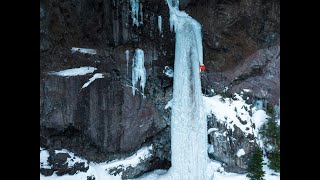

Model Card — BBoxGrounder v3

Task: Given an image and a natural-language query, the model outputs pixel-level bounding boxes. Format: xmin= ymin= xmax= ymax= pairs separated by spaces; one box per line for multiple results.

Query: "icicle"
xmin=167 ymin=0 xmax=187 ymax=33
xmin=131 ymin=48 xmax=146 ymax=97
xmin=125 ymin=50 xmax=130 ymax=75
xmin=129 ymin=0 xmax=143 ymax=27
xmin=139 ymin=3 xmax=143 ymax=25
xmin=169 ymin=8 xmax=175 ymax=32
xmin=158 ymin=16 xmax=162 ymax=34
xmin=150 ymin=50 xmax=153 ymax=67
xmin=130 ymin=0 xmax=138 ymax=26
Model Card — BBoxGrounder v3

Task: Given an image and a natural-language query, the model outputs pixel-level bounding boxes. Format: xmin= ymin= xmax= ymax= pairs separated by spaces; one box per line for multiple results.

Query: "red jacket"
xmin=200 ymin=64 xmax=205 ymax=72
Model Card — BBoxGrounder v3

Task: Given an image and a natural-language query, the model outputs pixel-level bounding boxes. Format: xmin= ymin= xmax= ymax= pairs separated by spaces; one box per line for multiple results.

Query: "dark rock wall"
xmin=186 ymin=0 xmax=280 ymax=71
xmin=40 ymin=73 xmax=166 ymax=154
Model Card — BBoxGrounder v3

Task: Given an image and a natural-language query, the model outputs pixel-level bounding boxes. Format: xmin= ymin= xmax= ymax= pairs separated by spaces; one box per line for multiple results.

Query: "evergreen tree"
xmin=268 ymin=150 xmax=280 ymax=172
xmin=247 ymin=148 xmax=265 ymax=180
xmin=259 ymin=115 xmax=280 ymax=150
xmin=259 ymin=111 xmax=280 ymax=172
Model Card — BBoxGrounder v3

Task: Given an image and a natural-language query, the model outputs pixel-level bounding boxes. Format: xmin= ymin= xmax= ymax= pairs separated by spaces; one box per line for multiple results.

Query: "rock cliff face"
xmin=202 ymin=45 xmax=280 ymax=105
xmin=40 ymin=73 xmax=166 ymax=153
xmin=207 ymin=113 xmax=257 ymax=173
xmin=40 ymin=0 xmax=279 ymax=177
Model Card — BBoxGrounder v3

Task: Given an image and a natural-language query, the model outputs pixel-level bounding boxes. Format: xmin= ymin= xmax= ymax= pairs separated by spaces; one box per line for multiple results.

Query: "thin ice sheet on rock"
xmin=71 ymin=47 xmax=96 ymax=55
xmin=81 ymin=73 xmax=104 ymax=89
xmin=126 ymin=50 xmax=130 ymax=75
xmin=48 ymin=67 xmax=97 ymax=76
xmin=158 ymin=16 xmax=162 ymax=34
xmin=131 ymin=48 xmax=146 ymax=97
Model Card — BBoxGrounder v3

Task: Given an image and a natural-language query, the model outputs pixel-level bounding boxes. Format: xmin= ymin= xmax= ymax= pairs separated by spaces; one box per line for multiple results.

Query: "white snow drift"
xmin=203 ymin=93 xmax=254 ymax=136
xmin=48 ymin=67 xmax=97 ymax=76
xmin=236 ymin=149 xmax=245 ymax=157
xmin=71 ymin=47 xmax=96 ymax=55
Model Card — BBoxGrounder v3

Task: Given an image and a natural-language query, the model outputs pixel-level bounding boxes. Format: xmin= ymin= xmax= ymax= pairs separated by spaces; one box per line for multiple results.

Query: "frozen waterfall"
xmin=160 ymin=0 xmax=208 ymax=179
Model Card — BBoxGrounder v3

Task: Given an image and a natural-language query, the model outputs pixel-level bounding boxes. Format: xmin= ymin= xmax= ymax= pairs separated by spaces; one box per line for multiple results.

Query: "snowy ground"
xmin=40 ymin=146 xmax=153 ymax=180
xmin=130 ymin=158 xmax=279 ymax=180
xmin=41 ymin=147 xmax=279 ymax=180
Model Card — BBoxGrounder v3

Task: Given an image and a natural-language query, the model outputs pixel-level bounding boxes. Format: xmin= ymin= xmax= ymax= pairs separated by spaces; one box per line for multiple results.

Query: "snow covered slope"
xmin=134 ymin=158 xmax=279 ymax=180
xmin=203 ymin=93 xmax=272 ymax=138
xmin=40 ymin=146 xmax=153 ymax=180
xmin=40 ymin=146 xmax=279 ymax=180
